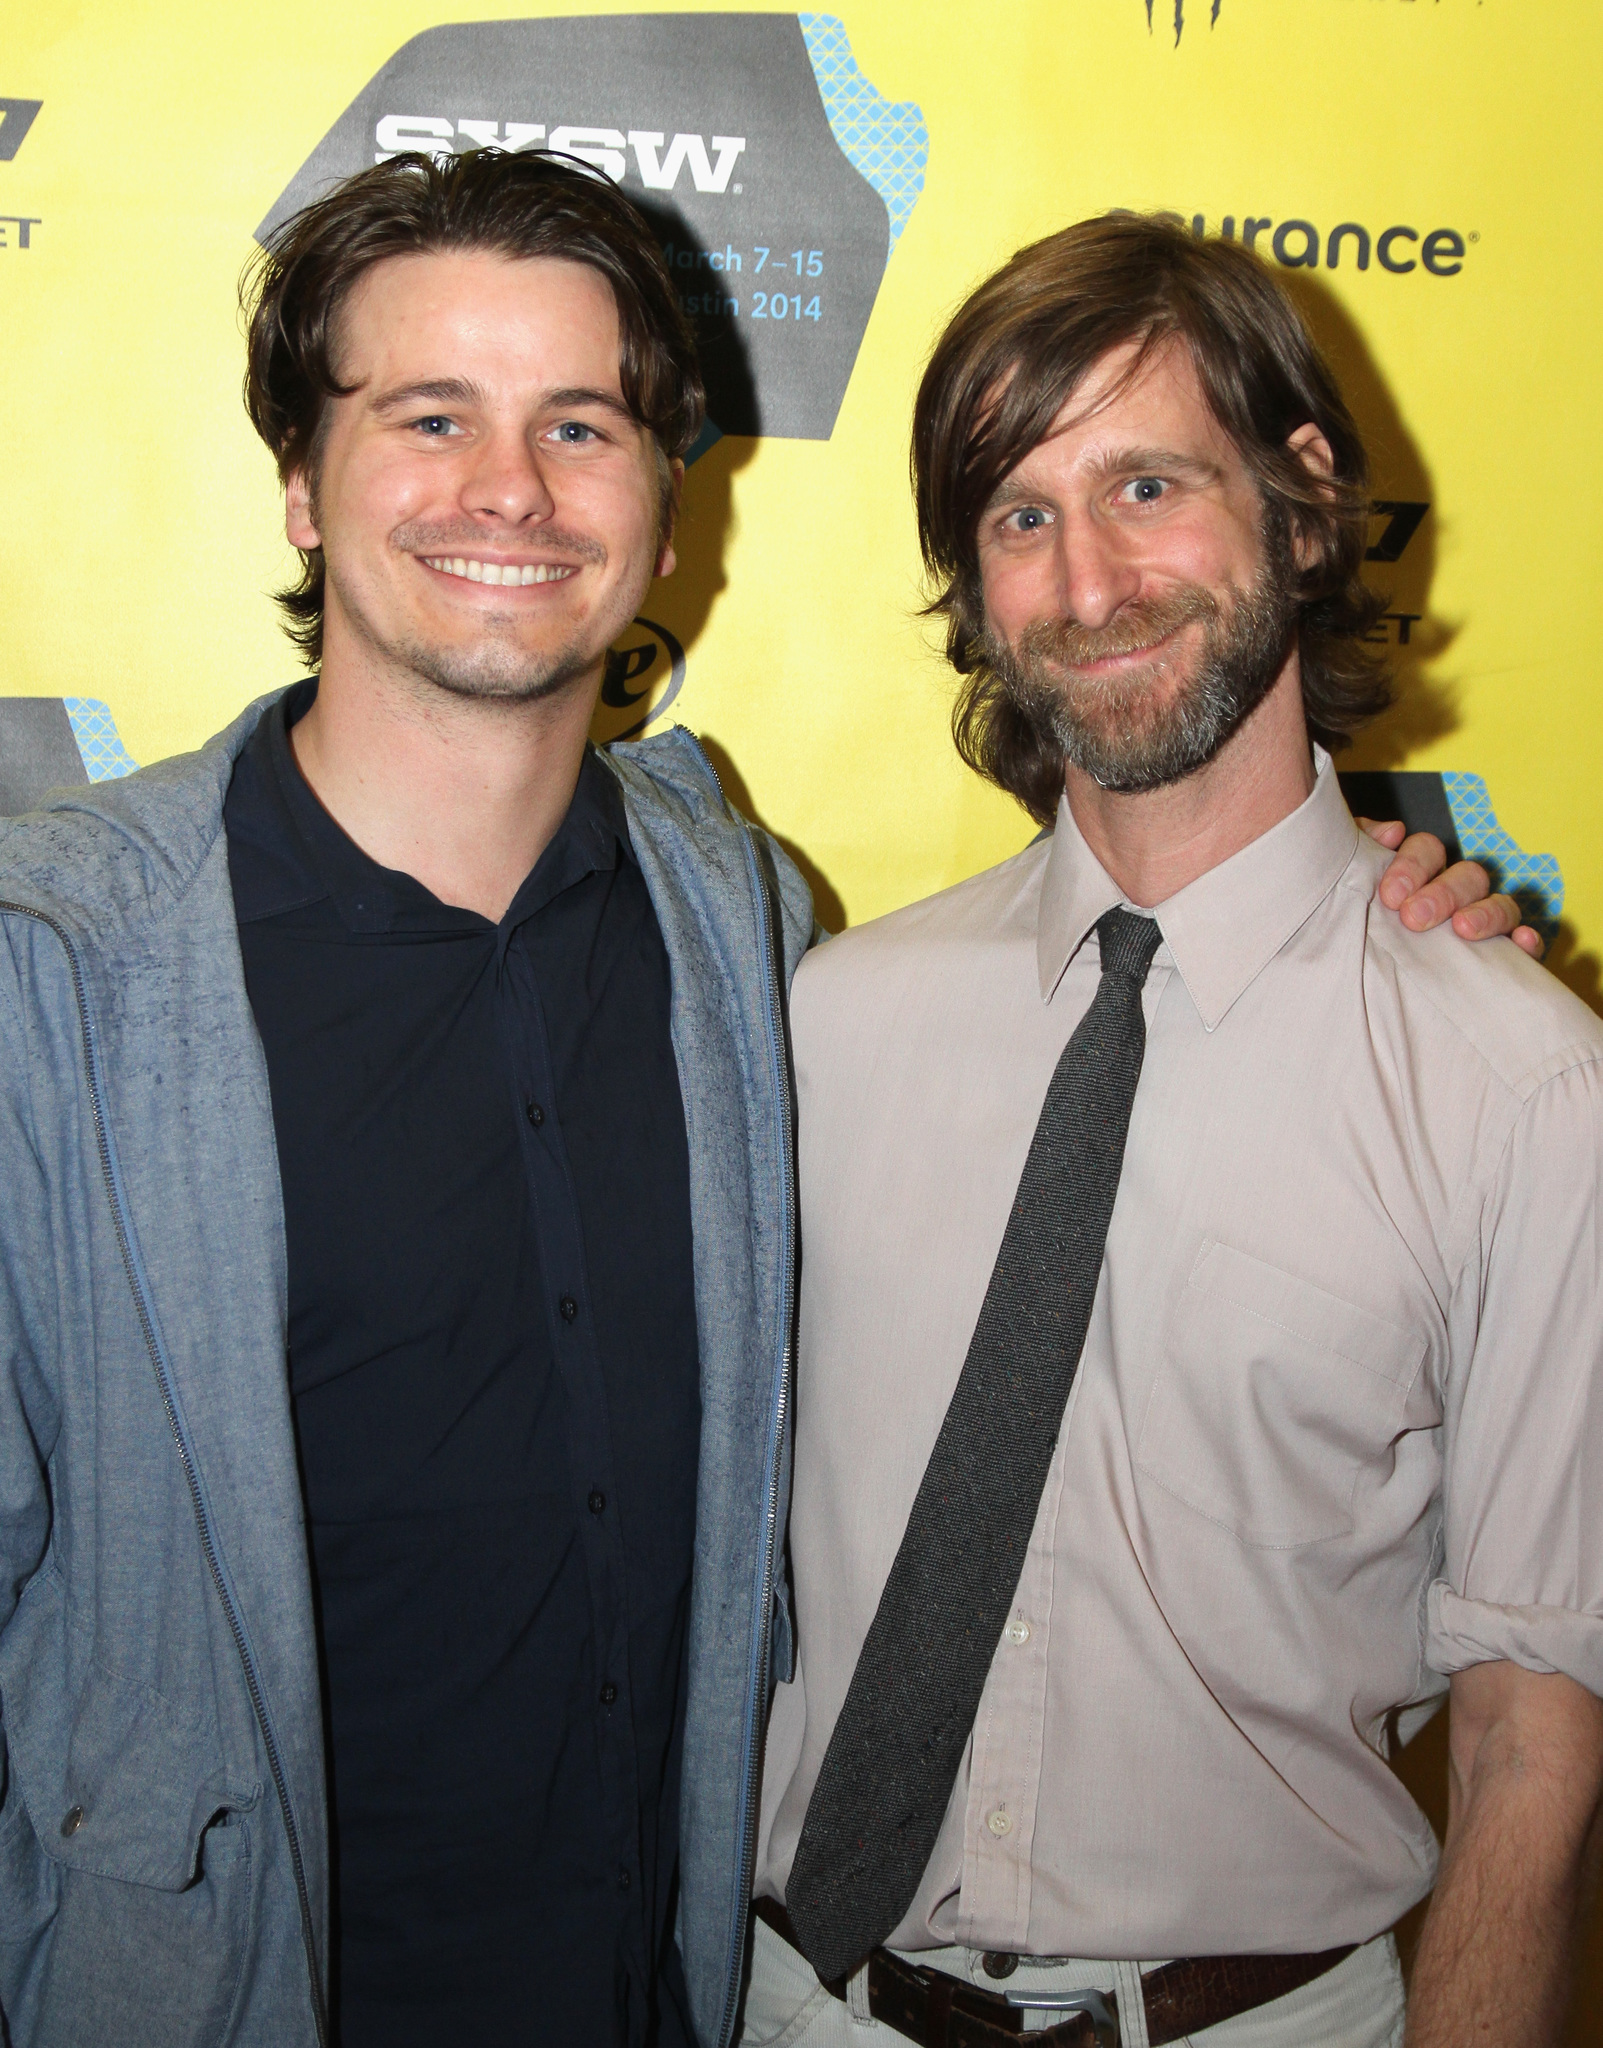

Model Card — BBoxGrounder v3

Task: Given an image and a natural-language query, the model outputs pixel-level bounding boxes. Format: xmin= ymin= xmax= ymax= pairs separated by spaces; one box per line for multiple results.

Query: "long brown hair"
xmin=913 ymin=213 xmax=1390 ymax=824
xmin=241 ymin=149 xmax=704 ymax=665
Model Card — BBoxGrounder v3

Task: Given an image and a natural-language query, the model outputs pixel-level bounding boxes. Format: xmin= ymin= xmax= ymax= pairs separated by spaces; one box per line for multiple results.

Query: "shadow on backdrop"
xmin=591 ymin=197 xmax=762 ymax=751
xmin=1279 ymin=269 xmax=1457 ymax=768
xmin=588 ymin=197 xmax=850 ymax=934
xmin=1285 ymin=272 xmax=1601 ymax=1010
xmin=694 ymin=734 xmax=846 ymax=937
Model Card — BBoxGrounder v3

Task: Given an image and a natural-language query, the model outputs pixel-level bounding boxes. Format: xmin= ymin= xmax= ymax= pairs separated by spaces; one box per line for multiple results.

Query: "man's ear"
xmin=1284 ymin=422 xmax=1336 ymax=570
xmin=285 ymin=465 xmax=322 ymax=552
xmin=655 ymin=457 xmax=685 ymax=579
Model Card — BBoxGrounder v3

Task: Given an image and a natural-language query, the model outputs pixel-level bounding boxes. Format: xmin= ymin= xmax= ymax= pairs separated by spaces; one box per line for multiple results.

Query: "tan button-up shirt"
xmin=757 ymin=754 xmax=1603 ymax=1958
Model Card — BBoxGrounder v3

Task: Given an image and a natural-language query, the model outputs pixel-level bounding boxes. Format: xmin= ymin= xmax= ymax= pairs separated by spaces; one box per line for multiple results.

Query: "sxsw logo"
xmin=375 ymin=117 xmax=746 ymax=195
xmin=260 ymin=16 xmax=928 ymax=443
xmin=0 ymin=99 xmax=41 ymax=161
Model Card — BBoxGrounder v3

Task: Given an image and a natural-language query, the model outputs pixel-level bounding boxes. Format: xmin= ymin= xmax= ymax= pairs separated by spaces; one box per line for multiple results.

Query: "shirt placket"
xmin=953 ymin=953 xmax=1171 ymax=1954
xmin=955 ymin=1435 xmax=1068 ymax=1951
xmin=499 ymin=922 xmax=650 ymax=1997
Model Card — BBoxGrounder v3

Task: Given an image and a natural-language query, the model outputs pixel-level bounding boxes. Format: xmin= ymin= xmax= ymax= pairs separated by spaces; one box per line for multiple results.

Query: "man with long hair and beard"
xmin=980 ymin=496 xmax=1302 ymax=796
xmin=745 ymin=216 xmax=1603 ymax=2048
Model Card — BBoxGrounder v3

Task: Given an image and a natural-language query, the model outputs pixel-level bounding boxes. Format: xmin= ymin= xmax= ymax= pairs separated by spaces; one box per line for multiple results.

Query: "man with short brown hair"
xmin=0 ymin=149 xmax=812 ymax=2048
xmin=746 ymin=217 xmax=1603 ymax=2048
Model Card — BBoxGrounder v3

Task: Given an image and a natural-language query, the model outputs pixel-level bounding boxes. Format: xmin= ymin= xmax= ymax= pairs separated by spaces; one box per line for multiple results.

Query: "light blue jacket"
xmin=0 ymin=696 xmax=811 ymax=2048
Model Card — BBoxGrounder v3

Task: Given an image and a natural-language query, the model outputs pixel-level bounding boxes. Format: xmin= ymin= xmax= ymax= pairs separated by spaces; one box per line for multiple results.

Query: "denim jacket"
xmin=0 ymin=695 xmax=810 ymax=2048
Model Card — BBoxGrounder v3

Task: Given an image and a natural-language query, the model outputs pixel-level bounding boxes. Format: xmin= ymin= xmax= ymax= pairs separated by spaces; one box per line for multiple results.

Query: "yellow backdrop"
xmin=2 ymin=0 xmax=1597 ymax=996
xmin=4 ymin=1 xmax=1603 ymax=2024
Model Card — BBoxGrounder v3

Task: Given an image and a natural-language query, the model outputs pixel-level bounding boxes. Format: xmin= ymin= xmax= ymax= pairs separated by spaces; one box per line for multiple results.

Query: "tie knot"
xmin=1095 ymin=907 xmax=1163 ymax=983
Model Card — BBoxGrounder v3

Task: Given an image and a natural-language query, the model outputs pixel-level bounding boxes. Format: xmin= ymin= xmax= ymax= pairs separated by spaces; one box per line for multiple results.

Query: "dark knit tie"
xmin=785 ymin=907 xmax=1165 ymax=1987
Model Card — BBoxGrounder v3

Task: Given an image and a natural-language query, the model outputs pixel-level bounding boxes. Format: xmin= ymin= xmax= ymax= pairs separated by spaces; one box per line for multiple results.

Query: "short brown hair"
xmin=913 ymin=213 xmax=1390 ymax=824
xmin=242 ymin=148 xmax=705 ymax=664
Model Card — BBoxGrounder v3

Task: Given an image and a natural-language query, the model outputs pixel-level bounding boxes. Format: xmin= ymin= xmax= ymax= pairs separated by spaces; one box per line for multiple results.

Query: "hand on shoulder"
xmin=1358 ymin=818 xmax=1543 ymax=959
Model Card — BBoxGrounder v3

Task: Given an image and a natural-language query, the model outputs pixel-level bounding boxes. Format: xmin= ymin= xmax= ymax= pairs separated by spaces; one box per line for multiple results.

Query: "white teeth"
xmin=425 ymin=555 xmax=577 ymax=584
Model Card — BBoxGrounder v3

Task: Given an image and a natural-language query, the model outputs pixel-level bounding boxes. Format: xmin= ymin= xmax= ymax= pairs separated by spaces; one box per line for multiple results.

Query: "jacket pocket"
xmin=0 ymin=1573 xmax=252 ymax=1891
xmin=1135 ymin=1240 xmax=1424 ymax=1548
xmin=30 ymin=1808 xmax=254 ymax=2048
xmin=0 ymin=1571 xmax=260 ymax=2044
xmin=0 ymin=1744 xmax=60 ymax=2030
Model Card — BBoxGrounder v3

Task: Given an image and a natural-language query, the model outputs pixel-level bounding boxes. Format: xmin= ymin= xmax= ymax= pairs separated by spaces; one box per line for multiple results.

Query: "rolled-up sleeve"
xmin=1427 ymin=1053 xmax=1603 ymax=1694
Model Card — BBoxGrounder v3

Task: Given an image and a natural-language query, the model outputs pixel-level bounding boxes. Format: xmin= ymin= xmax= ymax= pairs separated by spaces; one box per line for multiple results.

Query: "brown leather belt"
xmin=754 ymin=1898 xmax=1354 ymax=2048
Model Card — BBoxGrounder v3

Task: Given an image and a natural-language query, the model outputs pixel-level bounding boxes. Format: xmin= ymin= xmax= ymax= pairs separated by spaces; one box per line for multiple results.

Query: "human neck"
xmin=1063 ymin=663 xmax=1317 ymax=909
xmin=289 ymin=622 xmax=601 ymax=924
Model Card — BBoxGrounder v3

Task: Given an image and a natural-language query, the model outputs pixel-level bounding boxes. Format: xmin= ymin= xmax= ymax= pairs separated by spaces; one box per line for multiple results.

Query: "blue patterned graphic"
xmin=799 ymin=14 xmax=928 ymax=249
xmin=1442 ymin=772 xmax=1563 ymax=932
xmin=64 ymin=698 xmax=139 ymax=782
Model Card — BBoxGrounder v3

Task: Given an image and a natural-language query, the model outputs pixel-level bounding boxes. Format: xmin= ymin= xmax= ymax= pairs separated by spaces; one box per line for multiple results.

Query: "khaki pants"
xmin=739 ymin=1913 xmax=1406 ymax=2048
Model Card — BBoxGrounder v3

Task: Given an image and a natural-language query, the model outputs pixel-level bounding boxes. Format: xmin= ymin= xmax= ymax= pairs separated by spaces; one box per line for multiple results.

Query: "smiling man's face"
xmin=286 ymin=248 xmax=676 ymax=707
xmin=975 ymin=338 xmax=1307 ymax=794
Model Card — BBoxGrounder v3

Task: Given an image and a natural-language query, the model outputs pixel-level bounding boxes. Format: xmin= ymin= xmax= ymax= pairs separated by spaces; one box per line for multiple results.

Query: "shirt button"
xmin=588 ymin=1489 xmax=606 ymax=1515
xmin=1004 ymin=1617 xmax=1032 ymax=1646
xmin=986 ymin=1809 xmax=1012 ymax=1838
xmin=600 ymin=1682 xmax=618 ymax=1706
xmin=559 ymin=1295 xmax=578 ymax=1322
xmin=525 ymin=1100 xmax=545 ymax=1128
xmin=617 ymin=1869 xmax=632 ymax=1892
xmin=60 ymin=1805 xmax=84 ymax=1838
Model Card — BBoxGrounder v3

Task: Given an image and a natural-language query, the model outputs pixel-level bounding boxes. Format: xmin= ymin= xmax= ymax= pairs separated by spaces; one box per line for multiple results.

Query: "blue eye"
xmin=1125 ymin=477 xmax=1167 ymax=503
xmin=1010 ymin=507 xmax=1050 ymax=531
xmin=413 ymin=415 xmax=458 ymax=436
xmin=553 ymin=420 xmax=599 ymax=444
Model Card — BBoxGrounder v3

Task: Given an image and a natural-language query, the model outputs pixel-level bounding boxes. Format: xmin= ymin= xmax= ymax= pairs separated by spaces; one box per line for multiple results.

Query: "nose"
xmin=1055 ymin=507 xmax=1142 ymax=630
xmin=460 ymin=427 xmax=557 ymax=527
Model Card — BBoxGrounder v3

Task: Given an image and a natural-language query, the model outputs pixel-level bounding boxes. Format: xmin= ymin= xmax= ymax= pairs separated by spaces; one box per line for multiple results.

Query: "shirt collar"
xmin=233 ymin=677 xmax=628 ymax=935
xmin=1037 ymin=746 xmax=1360 ymax=1030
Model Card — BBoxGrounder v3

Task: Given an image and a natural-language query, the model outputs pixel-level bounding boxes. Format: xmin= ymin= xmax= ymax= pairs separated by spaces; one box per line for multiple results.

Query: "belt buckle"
xmin=1004 ymin=1986 xmax=1119 ymax=2047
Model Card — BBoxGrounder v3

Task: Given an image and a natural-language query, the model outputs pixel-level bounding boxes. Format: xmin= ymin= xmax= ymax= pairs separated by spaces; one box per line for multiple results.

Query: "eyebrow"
xmin=367 ymin=379 xmax=638 ymax=425
xmin=1084 ymin=445 xmax=1223 ymax=486
xmin=368 ymin=378 xmax=490 ymax=416
xmin=540 ymin=386 xmax=637 ymax=424
xmin=984 ymin=444 xmax=1222 ymax=511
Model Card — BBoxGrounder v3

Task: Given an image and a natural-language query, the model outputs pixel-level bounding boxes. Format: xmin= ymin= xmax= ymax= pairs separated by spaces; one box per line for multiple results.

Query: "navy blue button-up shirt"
xmin=225 ymin=682 xmax=700 ymax=2048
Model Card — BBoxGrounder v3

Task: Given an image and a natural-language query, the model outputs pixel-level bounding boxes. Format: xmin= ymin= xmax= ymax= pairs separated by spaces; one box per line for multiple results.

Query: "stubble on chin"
xmin=390 ymin=623 xmax=600 ymax=707
xmin=326 ymin=552 xmax=607 ymax=709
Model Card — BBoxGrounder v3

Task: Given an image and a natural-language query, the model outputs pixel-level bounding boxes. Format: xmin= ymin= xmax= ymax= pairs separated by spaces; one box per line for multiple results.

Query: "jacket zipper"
xmin=679 ymin=756 xmax=798 ymax=2048
xmin=0 ymin=901 xmax=329 ymax=2048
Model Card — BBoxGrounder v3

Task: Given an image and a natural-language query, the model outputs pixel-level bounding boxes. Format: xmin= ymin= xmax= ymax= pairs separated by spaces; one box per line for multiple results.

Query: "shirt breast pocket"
xmin=1135 ymin=1240 xmax=1425 ymax=1548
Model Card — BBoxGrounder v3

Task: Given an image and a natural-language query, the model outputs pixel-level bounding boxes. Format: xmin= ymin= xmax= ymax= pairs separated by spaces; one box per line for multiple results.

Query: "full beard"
xmin=980 ymin=515 xmax=1301 ymax=795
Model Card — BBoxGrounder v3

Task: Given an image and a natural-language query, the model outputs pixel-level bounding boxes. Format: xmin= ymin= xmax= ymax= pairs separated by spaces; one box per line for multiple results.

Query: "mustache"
xmin=1009 ymin=585 xmax=1220 ymax=670
xmin=390 ymin=520 xmax=607 ymax=565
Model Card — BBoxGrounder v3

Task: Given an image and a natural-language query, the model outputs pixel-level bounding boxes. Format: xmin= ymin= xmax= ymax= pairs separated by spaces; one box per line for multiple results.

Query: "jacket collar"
xmin=1037 ymin=746 xmax=1360 ymax=1031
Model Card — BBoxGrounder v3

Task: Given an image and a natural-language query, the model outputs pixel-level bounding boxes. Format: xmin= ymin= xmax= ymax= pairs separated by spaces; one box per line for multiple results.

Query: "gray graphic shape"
xmin=0 ymin=699 xmax=89 ymax=816
xmin=257 ymin=15 xmax=896 ymax=439
xmin=0 ymin=100 xmax=43 ymax=162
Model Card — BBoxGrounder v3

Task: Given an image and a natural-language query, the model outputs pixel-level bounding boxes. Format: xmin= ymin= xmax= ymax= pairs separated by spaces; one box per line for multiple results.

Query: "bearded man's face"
xmin=974 ymin=339 xmax=1303 ymax=795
